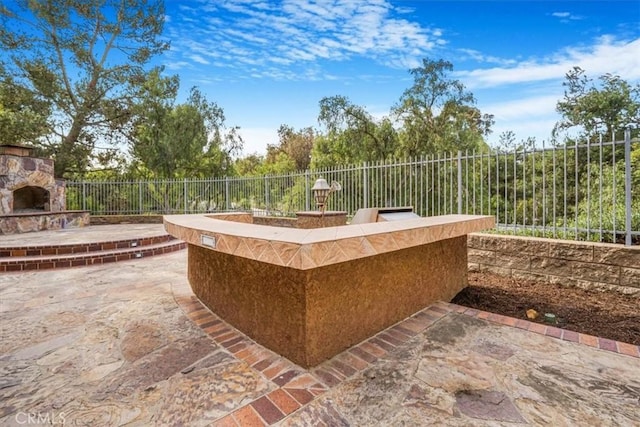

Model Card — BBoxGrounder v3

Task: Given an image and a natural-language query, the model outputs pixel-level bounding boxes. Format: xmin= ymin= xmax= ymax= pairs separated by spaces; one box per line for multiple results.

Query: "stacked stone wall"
xmin=468 ymin=233 xmax=640 ymax=294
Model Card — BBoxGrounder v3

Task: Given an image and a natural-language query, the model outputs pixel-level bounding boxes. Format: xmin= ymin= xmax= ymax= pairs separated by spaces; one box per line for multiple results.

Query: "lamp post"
xmin=311 ymin=177 xmax=331 ymax=215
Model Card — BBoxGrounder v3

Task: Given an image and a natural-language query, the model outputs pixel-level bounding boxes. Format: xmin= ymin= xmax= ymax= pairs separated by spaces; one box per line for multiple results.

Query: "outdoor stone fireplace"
xmin=0 ymin=144 xmax=89 ymax=234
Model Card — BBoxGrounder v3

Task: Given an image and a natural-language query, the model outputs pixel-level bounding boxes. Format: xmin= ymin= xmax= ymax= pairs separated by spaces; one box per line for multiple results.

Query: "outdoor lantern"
xmin=312 ymin=177 xmax=331 ymax=212
xmin=312 ymin=177 xmax=341 ymax=214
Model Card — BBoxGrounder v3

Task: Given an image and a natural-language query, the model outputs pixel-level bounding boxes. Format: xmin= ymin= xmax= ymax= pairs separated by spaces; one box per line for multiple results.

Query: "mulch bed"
xmin=452 ymin=272 xmax=640 ymax=346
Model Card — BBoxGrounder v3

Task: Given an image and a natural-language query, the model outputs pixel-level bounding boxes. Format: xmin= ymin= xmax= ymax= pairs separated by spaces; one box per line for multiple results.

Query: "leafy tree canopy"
xmin=554 ymin=67 xmax=640 ymax=141
xmin=130 ymin=74 xmax=243 ymax=179
xmin=233 ymin=153 xmax=265 ymax=176
xmin=392 ymin=58 xmax=493 ymax=156
xmin=316 ymin=95 xmax=398 ymax=164
xmin=0 ymin=0 xmax=169 ymax=177
xmin=0 ymin=64 xmax=51 ymax=145
xmin=495 ymin=130 xmax=537 ymax=153
xmin=308 ymin=58 xmax=493 ymax=168
xmin=265 ymin=125 xmax=315 ymax=171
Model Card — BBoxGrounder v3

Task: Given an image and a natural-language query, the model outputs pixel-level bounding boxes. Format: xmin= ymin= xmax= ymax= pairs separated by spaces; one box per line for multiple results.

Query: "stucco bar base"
xmin=187 ymin=235 xmax=467 ymax=367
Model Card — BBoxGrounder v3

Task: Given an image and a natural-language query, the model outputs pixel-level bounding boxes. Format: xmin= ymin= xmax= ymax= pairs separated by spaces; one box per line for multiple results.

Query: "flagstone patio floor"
xmin=1 ymin=226 xmax=639 ymax=426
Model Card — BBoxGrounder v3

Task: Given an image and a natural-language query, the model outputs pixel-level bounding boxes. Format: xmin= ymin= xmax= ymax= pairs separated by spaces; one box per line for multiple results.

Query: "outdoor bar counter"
xmin=164 ymin=212 xmax=495 ymax=367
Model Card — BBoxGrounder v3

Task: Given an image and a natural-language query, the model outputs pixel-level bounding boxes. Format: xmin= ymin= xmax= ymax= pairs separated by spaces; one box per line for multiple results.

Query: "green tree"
xmin=234 ymin=153 xmax=265 ymax=176
xmin=495 ymin=130 xmax=536 ymax=153
xmin=266 ymin=125 xmax=315 ymax=171
xmin=554 ymin=67 xmax=640 ymax=140
xmin=259 ymin=152 xmax=296 ymax=176
xmin=309 ymin=134 xmax=345 ymax=169
xmin=0 ymin=67 xmax=51 ymax=145
xmin=317 ymin=95 xmax=398 ymax=164
xmin=392 ymin=58 xmax=493 ymax=156
xmin=568 ymin=148 xmax=640 ymax=243
xmin=130 ymin=83 xmax=243 ymax=179
xmin=127 ymin=69 xmax=178 ymax=177
xmin=0 ymin=0 xmax=169 ymax=177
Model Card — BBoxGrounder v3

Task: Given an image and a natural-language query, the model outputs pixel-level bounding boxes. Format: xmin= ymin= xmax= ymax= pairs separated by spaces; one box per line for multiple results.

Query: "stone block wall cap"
xmin=470 ymin=232 xmax=639 ymax=250
xmin=0 ymin=144 xmax=35 ymax=157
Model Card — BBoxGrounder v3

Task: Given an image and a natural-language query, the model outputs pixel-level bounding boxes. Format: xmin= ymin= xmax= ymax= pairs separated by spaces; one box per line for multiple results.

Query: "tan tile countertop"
xmin=164 ymin=213 xmax=495 ymax=270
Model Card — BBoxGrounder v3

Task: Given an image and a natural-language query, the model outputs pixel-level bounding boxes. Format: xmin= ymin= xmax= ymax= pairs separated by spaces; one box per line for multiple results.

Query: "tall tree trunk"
xmin=55 ymin=119 xmax=84 ymax=178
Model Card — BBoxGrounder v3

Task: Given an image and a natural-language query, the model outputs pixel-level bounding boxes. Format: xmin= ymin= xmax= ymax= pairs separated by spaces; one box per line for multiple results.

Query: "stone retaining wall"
xmin=468 ymin=233 xmax=640 ymax=294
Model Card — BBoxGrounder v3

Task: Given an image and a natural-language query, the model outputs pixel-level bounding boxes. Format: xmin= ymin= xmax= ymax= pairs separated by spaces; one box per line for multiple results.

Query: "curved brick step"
xmin=0 ymin=234 xmax=175 ymax=257
xmin=1 ymin=238 xmax=186 ymax=272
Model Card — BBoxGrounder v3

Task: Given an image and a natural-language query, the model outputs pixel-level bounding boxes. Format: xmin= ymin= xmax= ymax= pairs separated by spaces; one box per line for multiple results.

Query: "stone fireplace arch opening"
xmin=13 ymin=185 xmax=50 ymax=212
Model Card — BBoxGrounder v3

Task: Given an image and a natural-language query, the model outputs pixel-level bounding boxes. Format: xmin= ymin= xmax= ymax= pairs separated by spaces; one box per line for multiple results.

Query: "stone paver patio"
xmin=1 ymin=243 xmax=639 ymax=425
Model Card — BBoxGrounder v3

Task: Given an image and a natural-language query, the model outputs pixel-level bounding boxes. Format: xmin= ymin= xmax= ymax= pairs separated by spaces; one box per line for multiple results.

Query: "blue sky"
xmin=160 ymin=0 xmax=640 ymax=155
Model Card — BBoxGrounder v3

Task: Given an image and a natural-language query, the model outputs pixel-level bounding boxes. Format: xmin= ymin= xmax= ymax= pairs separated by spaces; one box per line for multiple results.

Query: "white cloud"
xmin=165 ymin=60 xmax=192 ymax=70
xmin=166 ymin=0 xmax=442 ymax=80
xmin=237 ymin=127 xmax=279 ymax=155
xmin=482 ymin=95 xmax=559 ymax=121
xmin=189 ymin=54 xmax=210 ymax=65
xmin=551 ymin=11 xmax=583 ymax=22
xmin=468 ymin=33 xmax=640 ymax=145
xmin=488 ymin=116 xmax=558 ymax=146
xmin=457 ymin=49 xmax=517 ymax=67
xmin=479 ymin=94 xmax=561 ymax=144
xmin=458 ymin=36 xmax=640 ymax=89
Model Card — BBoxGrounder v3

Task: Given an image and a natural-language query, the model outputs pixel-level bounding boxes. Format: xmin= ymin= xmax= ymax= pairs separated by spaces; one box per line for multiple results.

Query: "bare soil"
xmin=452 ymin=272 xmax=640 ymax=346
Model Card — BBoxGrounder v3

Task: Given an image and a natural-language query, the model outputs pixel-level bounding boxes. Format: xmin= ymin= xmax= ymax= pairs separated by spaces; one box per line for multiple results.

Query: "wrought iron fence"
xmin=67 ymin=131 xmax=639 ymax=245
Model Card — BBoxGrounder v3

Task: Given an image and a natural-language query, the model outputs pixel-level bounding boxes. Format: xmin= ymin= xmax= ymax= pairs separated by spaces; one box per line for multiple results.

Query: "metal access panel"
xmin=377 ymin=207 xmax=420 ymax=222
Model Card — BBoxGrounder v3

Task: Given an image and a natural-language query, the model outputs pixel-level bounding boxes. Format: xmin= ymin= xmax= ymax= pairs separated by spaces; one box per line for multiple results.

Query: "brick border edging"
xmin=173 ymin=286 xmax=327 ymax=426
xmin=453 ymin=303 xmax=640 ymax=358
xmin=171 ymin=286 xmax=640 ymax=426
